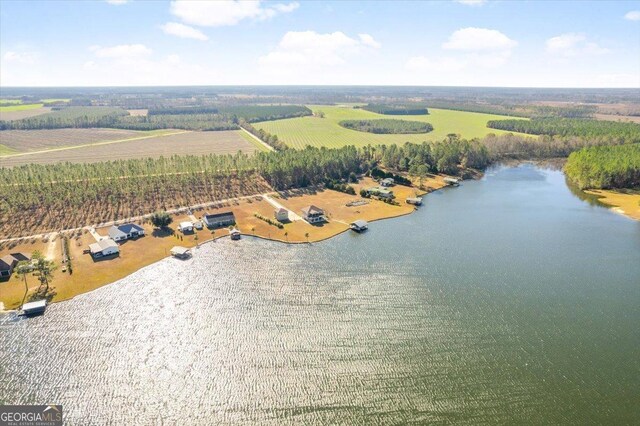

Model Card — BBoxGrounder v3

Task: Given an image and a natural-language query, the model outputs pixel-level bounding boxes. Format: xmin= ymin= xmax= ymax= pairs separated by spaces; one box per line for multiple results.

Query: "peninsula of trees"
xmin=339 ymin=119 xmax=434 ymax=134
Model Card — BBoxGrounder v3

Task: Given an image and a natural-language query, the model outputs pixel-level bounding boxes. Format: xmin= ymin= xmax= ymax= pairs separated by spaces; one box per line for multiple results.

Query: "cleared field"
xmin=0 ymin=103 xmax=43 ymax=112
xmin=0 ymin=106 xmax=51 ymax=121
xmin=0 ymin=130 xmax=265 ymax=167
xmin=255 ymin=105 xmax=528 ymax=149
xmin=0 ymin=128 xmax=144 ymax=152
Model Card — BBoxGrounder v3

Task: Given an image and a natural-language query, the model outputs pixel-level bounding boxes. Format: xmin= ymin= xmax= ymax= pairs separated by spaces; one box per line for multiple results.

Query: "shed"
xmin=275 ymin=207 xmax=289 ymax=222
xmin=230 ymin=228 xmax=241 ymax=240
xmin=381 ymin=177 xmax=395 ymax=187
xmin=179 ymin=221 xmax=194 ymax=233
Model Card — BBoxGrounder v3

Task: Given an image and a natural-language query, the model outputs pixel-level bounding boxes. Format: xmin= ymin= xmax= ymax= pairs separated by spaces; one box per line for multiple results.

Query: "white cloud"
xmin=454 ymin=0 xmax=487 ymax=6
xmin=546 ymin=33 xmax=609 ymax=57
xmin=160 ymin=22 xmax=209 ymax=41
xmin=358 ymin=34 xmax=381 ymax=49
xmin=105 ymin=0 xmax=129 ymax=5
xmin=3 ymin=51 xmax=38 ymax=64
xmin=258 ymin=31 xmax=379 ymax=82
xmin=443 ymin=27 xmax=517 ymax=51
xmin=624 ymin=10 xmax=640 ymax=21
xmin=90 ymin=44 xmax=152 ymax=58
xmin=170 ymin=0 xmax=298 ymax=27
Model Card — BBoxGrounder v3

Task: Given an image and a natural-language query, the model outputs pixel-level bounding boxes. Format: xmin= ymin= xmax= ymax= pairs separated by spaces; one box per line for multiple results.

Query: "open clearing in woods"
xmin=0 ymin=128 xmax=147 ymax=152
xmin=0 ymin=129 xmax=267 ymax=167
xmin=254 ymin=105 xmax=529 ymax=149
xmin=0 ymin=106 xmax=52 ymax=121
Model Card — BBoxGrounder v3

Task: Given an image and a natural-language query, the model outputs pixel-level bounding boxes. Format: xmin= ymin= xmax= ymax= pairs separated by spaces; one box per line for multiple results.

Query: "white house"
xmin=179 ymin=221 xmax=194 ymax=233
xmin=108 ymin=223 xmax=145 ymax=242
xmin=301 ymin=205 xmax=326 ymax=224
xmin=275 ymin=207 xmax=289 ymax=222
xmin=89 ymin=238 xmax=120 ymax=258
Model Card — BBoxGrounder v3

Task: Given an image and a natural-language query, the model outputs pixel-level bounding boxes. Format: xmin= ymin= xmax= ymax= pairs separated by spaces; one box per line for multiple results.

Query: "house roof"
xmin=89 ymin=238 xmax=119 ymax=253
xmin=0 ymin=255 xmax=16 ymax=271
xmin=108 ymin=226 xmax=127 ymax=239
xmin=203 ymin=211 xmax=235 ymax=221
xmin=179 ymin=221 xmax=193 ymax=228
xmin=352 ymin=220 xmax=368 ymax=228
xmin=276 ymin=207 xmax=288 ymax=214
xmin=382 ymin=177 xmax=394 ymax=182
xmin=117 ymin=223 xmax=144 ymax=234
xmin=301 ymin=205 xmax=324 ymax=215
xmin=10 ymin=252 xmax=31 ymax=262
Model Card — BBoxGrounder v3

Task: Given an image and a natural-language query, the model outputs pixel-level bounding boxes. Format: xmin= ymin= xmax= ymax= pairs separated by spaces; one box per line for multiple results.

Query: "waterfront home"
xmin=0 ymin=252 xmax=31 ymax=279
xmin=170 ymin=246 xmax=191 ymax=259
xmin=21 ymin=300 xmax=47 ymax=316
xmin=367 ymin=187 xmax=395 ymax=199
xmin=89 ymin=238 xmax=120 ymax=258
xmin=108 ymin=223 xmax=145 ymax=242
xmin=203 ymin=211 xmax=236 ymax=228
xmin=275 ymin=207 xmax=289 ymax=222
xmin=230 ymin=228 xmax=241 ymax=240
xmin=179 ymin=221 xmax=194 ymax=233
xmin=350 ymin=220 xmax=368 ymax=232
xmin=381 ymin=177 xmax=395 ymax=187
xmin=301 ymin=205 xmax=326 ymax=224
xmin=406 ymin=197 xmax=423 ymax=206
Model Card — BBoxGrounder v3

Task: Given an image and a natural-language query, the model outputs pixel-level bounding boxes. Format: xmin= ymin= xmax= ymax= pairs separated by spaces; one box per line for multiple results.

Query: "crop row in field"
xmin=0 ymin=107 xmax=52 ymax=121
xmin=0 ymin=130 xmax=264 ymax=167
xmin=254 ymin=105 xmax=529 ymax=149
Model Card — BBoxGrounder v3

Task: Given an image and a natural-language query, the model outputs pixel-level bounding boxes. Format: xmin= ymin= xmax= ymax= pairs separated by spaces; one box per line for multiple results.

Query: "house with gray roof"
xmin=108 ymin=223 xmax=145 ymax=242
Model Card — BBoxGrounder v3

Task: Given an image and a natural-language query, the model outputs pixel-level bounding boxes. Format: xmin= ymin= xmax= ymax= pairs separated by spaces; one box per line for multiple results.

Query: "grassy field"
xmin=0 ymin=103 xmax=44 ymax=112
xmin=0 ymin=129 xmax=267 ymax=167
xmin=254 ymin=105 xmax=529 ymax=149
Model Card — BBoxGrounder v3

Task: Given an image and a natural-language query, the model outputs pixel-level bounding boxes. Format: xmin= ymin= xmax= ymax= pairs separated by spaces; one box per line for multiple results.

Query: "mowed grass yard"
xmin=254 ymin=105 xmax=529 ymax=149
xmin=0 ymin=129 xmax=267 ymax=167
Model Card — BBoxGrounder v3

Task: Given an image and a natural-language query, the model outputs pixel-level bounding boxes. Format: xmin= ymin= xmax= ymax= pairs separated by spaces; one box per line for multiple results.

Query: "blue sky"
xmin=1 ymin=0 xmax=639 ymax=87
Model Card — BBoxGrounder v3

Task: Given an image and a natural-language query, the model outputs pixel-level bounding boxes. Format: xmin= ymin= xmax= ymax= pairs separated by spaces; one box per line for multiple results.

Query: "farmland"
xmin=254 ymin=105 xmax=529 ymax=149
xmin=0 ymin=129 xmax=266 ymax=167
xmin=0 ymin=128 xmax=145 ymax=152
xmin=0 ymin=106 xmax=52 ymax=121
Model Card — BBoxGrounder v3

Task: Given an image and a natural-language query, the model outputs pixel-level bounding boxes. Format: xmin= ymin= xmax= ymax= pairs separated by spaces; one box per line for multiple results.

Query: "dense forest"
xmin=0 ymin=107 xmax=128 ymax=130
xmin=219 ymin=105 xmax=312 ymax=122
xmin=361 ymin=104 xmax=429 ymax=115
xmin=487 ymin=118 xmax=640 ymax=143
xmin=564 ymin=144 xmax=640 ymax=189
xmin=339 ymin=119 xmax=434 ymax=134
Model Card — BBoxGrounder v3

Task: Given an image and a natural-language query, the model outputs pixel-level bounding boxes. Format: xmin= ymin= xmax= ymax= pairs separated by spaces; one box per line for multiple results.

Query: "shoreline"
xmin=0 ymin=176 xmax=446 ymax=310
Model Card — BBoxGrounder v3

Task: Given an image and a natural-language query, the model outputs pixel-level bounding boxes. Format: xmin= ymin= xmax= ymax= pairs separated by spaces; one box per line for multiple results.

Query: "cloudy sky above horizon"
xmin=1 ymin=0 xmax=639 ymax=88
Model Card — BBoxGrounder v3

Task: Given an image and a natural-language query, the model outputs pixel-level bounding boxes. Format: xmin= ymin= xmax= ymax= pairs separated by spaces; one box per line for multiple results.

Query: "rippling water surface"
xmin=1 ymin=164 xmax=639 ymax=425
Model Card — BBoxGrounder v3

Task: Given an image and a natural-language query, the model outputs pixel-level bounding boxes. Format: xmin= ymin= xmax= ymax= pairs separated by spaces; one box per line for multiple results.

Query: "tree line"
xmin=360 ymin=104 xmax=429 ymax=115
xmin=564 ymin=144 xmax=640 ymax=189
xmin=487 ymin=118 xmax=640 ymax=143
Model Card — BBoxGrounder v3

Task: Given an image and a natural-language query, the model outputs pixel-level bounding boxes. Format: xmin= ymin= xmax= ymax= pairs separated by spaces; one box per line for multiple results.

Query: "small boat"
xmin=350 ymin=220 xmax=368 ymax=232
xmin=170 ymin=246 xmax=191 ymax=259
xmin=444 ymin=177 xmax=461 ymax=186
xmin=21 ymin=300 xmax=47 ymax=317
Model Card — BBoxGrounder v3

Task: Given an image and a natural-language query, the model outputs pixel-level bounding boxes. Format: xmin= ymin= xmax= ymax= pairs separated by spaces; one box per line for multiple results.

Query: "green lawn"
xmin=254 ymin=105 xmax=529 ymax=149
xmin=0 ymin=103 xmax=44 ymax=112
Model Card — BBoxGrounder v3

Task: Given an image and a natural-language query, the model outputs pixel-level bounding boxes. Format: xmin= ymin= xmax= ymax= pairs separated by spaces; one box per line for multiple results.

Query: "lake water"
xmin=1 ymin=164 xmax=639 ymax=425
